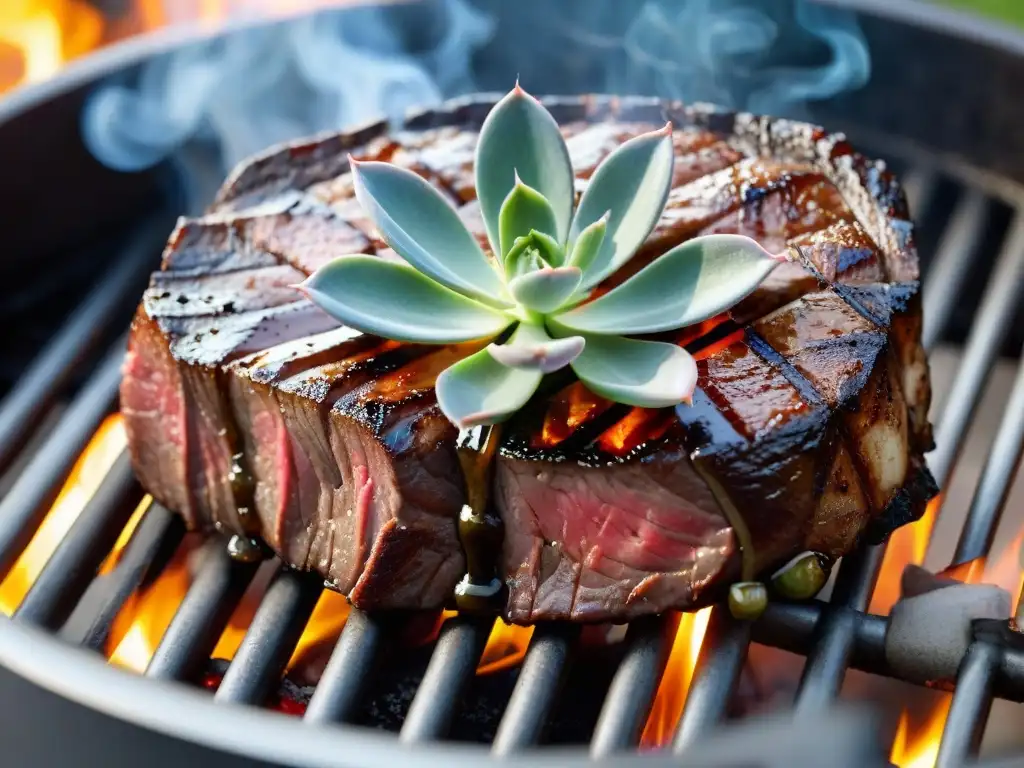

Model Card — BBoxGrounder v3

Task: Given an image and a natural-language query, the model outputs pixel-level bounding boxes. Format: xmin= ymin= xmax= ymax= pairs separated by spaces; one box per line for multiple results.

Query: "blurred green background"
xmin=940 ymin=0 xmax=1024 ymax=27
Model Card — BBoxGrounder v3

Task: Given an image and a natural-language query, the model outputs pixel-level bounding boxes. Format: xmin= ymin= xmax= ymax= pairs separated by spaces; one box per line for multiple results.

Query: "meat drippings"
xmin=453 ymin=425 xmax=504 ymax=613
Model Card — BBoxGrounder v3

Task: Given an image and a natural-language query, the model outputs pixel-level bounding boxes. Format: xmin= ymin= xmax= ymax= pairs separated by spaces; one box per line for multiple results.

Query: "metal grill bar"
xmin=899 ymin=167 xmax=938 ymax=224
xmin=0 ymin=217 xmax=165 ymax=477
xmin=792 ymin=548 xmax=878 ymax=712
xmin=753 ymin=603 xmax=888 ymax=678
xmin=14 ymin=451 xmax=142 ymax=629
xmin=492 ymin=623 xmax=579 ymax=753
xmin=937 ymin=642 xmax=1002 ymax=768
xmin=928 ymin=212 xmax=1024 ymax=490
xmin=921 ymin=192 xmax=989 ymax=351
xmin=399 ymin=617 xmax=490 ymax=742
xmin=74 ymin=503 xmax=184 ymax=651
xmin=752 ymin=599 xmax=1024 ymax=703
xmin=304 ymin=610 xmax=388 ymax=724
xmin=0 ymin=340 xmax=124 ymax=582
xmin=145 ymin=543 xmax=260 ymax=681
xmin=214 ymin=569 xmax=322 ymax=704
xmin=673 ymin=611 xmax=750 ymax=750
xmin=952 ymin=351 xmax=1024 ymax=564
xmin=933 ymin=351 xmax=1024 ymax=765
xmin=590 ymin=615 xmax=672 ymax=755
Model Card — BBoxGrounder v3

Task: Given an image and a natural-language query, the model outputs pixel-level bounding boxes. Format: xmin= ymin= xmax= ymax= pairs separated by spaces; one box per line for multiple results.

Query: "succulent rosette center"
xmin=300 ymin=83 xmax=784 ymax=430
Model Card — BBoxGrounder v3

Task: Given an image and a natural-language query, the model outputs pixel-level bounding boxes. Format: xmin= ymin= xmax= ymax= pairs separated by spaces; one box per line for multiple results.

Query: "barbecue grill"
xmin=0 ymin=1 xmax=1023 ymax=766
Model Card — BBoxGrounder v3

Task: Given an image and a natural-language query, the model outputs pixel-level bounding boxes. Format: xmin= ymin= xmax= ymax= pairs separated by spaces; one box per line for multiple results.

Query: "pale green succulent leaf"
xmin=476 ymin=85 xmax=575 ymax=254
xmin=301 ymin=255 xmax=513 ymax=344
xmin=567 ymin=212 xmax=609 ymax=276
xmin=487 ymin=321 xmax=584 ymax=373
xmin=504 ymin=230 xmax=564 ymax=280
xmin=435 ymin=346 xmax=543 ymax=429
xmin=570 ymin=125 xmax=676 ymax=290
xmin=498 ymin=176 xmax=560 ymax=258
xmin=351 ymin=160 xmax=508 ymax=306
xmin=554 ymin=234 xmax=781 ymax=334
xmin=567 ymin=334 xmax=697 ymax=408
xmin=509 ymin=266 xmax=583 ymax=314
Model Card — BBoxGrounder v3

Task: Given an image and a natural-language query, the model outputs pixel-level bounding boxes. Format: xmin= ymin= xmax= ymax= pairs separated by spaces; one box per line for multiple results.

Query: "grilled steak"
xmin=121 ymin=95 xmax=937 ymax=620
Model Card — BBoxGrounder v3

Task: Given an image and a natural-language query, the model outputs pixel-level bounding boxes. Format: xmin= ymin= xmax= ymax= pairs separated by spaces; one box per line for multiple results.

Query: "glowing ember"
xmin=640 ymin=607 xmax=711 ymax=747
xmin=0 ymin=414 xmax=127 ymax=615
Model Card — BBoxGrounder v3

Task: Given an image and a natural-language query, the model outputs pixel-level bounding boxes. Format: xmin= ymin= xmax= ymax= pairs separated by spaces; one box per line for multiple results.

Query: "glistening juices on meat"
xmin=120 ymin=88 xmax=937 ymax=625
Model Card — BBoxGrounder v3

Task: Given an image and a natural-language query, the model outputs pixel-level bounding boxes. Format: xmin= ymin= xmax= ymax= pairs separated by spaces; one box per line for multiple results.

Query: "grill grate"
xmin=1 ymin=141 xmax=1023 ymax=766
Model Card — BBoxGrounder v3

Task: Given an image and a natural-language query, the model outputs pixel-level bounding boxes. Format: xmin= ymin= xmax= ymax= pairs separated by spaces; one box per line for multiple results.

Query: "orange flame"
xmin=0 ymin=0 xmax=104 ymax=93
xmin=891 ymin=698 xmax=951 ymax=768
xmin=0 ymin=414 xmax=127 ymax=614
xmin=870 ymin=495 xmax=943 ymax=616
xmin=640 ymin=607 xmax=712 ymax=746
xmin=5 ymin=415 xmax=1021 ymax=745
xmin=0 ymin=1 xmax=396 ymax=96
xmin=478 ymin=620 xmax=534 ymax=675
xmin=888 ymin=524 xmax=1024 ymax=767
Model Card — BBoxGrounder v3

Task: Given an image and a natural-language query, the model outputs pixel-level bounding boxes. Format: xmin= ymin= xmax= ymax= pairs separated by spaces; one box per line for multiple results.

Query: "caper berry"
xmin=771 ymin=551 xmax=829 ymax=600
xmin=728 ymin=581 xmax=768 ymax=620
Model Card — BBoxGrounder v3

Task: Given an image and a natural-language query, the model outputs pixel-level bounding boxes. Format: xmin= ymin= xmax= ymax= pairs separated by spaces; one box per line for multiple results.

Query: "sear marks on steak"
xmin=122 ymin=95 xmax=937 ymax=620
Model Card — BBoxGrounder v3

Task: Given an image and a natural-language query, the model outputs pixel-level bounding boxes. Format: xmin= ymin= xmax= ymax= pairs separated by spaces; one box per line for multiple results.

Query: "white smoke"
xmin=82 ymin=0 xmax=870 ymax=193
xmin=616 ymin=0 xmax=870 ymax=113
xmin=83 ymin=0 xmax=493 ymax=173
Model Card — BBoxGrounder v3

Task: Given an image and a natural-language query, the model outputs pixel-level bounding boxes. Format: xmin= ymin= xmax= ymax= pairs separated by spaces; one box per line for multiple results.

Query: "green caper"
xmin=771 ymin=551 xmax=829 ymax=600
xmin=728 ymin=581 xmax=768 ymax=620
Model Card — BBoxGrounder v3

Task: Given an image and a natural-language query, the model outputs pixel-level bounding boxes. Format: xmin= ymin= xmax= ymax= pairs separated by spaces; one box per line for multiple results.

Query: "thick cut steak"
xmin=121 ymin=95 xmax=936 ymax=619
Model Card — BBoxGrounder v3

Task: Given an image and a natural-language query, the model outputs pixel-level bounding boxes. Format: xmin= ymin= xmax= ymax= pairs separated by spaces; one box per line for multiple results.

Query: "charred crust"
xmin=214 ymin=117 xmax=391 ymax=211
xmin=127 ymin=92 xmax=937 ymax=615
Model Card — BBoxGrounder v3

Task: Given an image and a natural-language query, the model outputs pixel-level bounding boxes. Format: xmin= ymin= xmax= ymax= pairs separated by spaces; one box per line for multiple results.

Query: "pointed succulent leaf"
xmin=567 ymin=334 xmax=697 ymax=408
xmin=509 ymin=266 xmax=583 ymax=314
xmin=351 ymin=160 xmax=508 ymax=306
xmin=504 ymin=230 xmax=564 ymax=280
xmin=487 ymin=322 xmax=584 ymax=373
xmin=476 ymin=84 xmax=575 ymax=254
xmin=554 ymin=234 xmax=781 ymax=334
xmin=435 ymin=346 xmax=543 ymax=429
xmin=570 ymin=124 xmax=676 ymax=290
xmin=301 ymin=255 xmax=513 ymax=344
xmin=567 ymin=212 xmax=609 ymax=275
xmin=498 ymin=175 xmax=560 ymax=258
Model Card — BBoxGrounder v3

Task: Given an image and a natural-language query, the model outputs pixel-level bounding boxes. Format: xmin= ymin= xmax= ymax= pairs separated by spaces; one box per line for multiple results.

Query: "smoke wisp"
xmin=82 ymin=0 xmax=871 ymax=193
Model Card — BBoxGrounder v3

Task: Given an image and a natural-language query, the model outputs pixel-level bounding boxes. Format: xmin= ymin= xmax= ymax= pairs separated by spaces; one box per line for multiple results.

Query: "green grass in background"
xmin=938 ymin=0 xmax=1024 ymax=28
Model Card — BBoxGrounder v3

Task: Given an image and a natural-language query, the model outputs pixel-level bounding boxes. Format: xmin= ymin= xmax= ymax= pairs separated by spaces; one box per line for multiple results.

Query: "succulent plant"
xmin=300 ymin=84 xmax=783 ymax=430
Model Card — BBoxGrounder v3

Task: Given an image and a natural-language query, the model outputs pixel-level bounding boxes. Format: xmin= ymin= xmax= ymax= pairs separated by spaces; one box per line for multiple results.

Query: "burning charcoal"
xmin=200 ymin=659 xmax=312 ymax=716
xmin=885 ymin=566 xmax=1011 ymax=684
